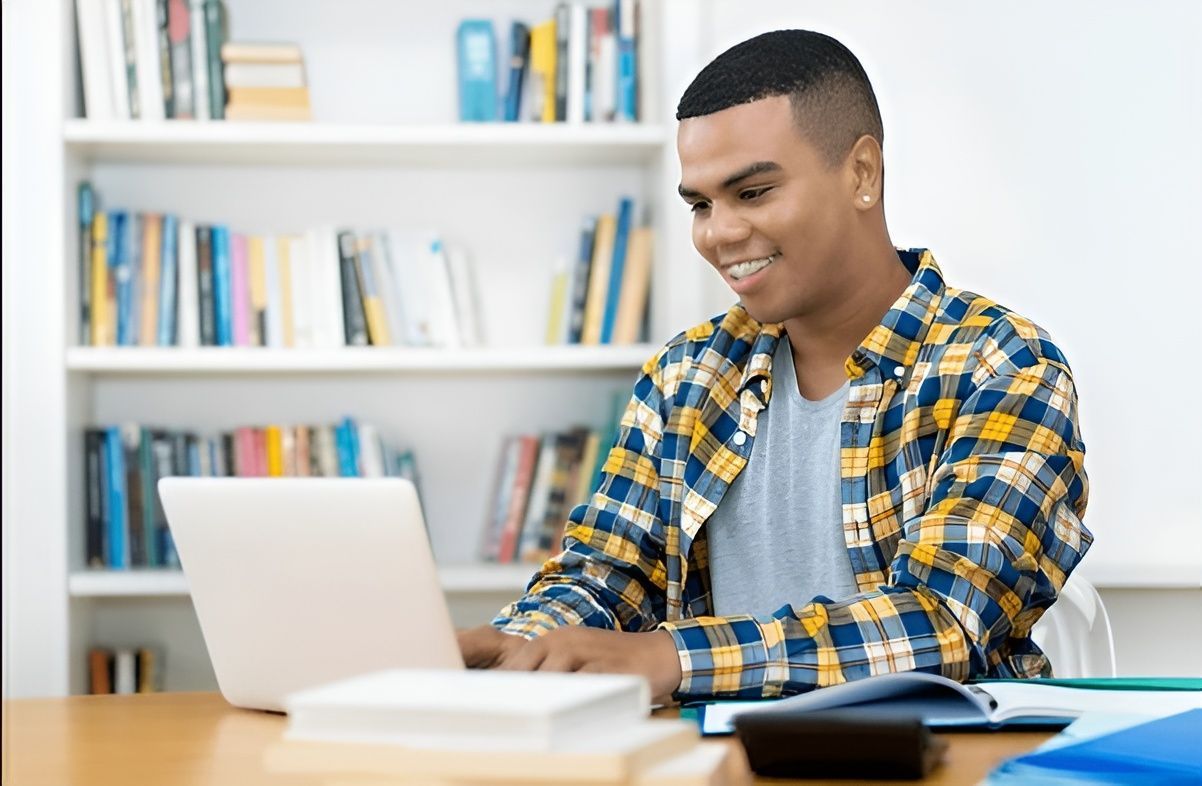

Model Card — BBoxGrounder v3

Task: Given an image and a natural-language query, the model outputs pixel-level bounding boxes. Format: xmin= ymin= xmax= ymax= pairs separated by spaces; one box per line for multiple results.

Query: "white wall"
xmin=685 ymin=1 xmax=1202 ymax=674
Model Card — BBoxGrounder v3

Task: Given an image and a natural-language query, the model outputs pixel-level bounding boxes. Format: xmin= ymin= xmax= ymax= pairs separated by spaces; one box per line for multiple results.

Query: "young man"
xmin=459 ymin=29 xmax=1092 ymax=702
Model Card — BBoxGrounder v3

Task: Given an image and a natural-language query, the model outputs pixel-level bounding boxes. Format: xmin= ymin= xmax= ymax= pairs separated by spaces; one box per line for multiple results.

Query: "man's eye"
xmin=740 ymin=187 xmax=771 ymax=200
xmin=689 ymin=202 xmax=710 ymax=213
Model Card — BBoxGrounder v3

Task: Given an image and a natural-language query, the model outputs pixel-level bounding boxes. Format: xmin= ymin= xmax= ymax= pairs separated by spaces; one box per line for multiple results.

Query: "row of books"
xmin=457 ymin=0 xmax=640 ymax=123
xmin=77 ymin=183 xmax=484 ymax=349
xmin=88 ymin=645 xmax=163 ymax=695
xmin=75 ymin=0 xmax=227 ymax=121
xmin=545 ymin=196 xmax=653 ymax=345
xmin=480 ymin=392 xmax=626 ymax=564
xmin=84 ymin=418 xmax=421 ymax=569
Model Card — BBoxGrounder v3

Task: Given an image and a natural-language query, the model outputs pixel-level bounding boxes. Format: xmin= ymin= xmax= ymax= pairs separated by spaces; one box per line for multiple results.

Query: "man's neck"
xmin=782 ymin=244 xmax=913 ymax=379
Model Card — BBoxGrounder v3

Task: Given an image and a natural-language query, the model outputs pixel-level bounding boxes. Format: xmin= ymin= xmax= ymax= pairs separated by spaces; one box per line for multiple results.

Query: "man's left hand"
xmin=494 ymin=627 xmax=683 ymax=704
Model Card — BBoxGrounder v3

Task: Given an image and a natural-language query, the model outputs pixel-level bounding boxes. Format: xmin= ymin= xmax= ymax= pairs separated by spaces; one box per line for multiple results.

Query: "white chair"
xmin=1031 ymin=572 xmax=1117 ymax=678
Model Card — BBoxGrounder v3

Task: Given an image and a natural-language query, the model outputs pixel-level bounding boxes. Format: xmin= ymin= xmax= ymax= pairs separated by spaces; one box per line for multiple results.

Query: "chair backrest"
xmin=1031 ymin=572 xmax=1117 ymax=678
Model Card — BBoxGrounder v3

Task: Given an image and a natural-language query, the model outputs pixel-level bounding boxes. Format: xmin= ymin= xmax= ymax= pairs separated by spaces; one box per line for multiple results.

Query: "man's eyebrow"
xmin=677 ymin=161 xmax=783 ymax=200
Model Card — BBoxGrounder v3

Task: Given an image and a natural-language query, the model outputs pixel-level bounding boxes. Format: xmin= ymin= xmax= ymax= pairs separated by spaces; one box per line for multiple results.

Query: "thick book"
xmin=130 ymin=0 xmax=165 ymax=120
xmin=76 ymin=0 xmax=115 ymax=120
xmin=282 ymin=669 xmax=652 ymax=751
xmin=104 ymin=0 xmax=132 ymax=119
xmin=456 ymin=20 xmax=497 ymax=122
xmin=224 ymin=61 xmax=306 ymax=89
xmin=528 ymin=18 xmax=556 ymax=123
xmin=220 ymin=41 xmax=303 ymax=63
xmin=695 ymin=672 xmax=1202 ymax=736
xmin=611 ymin=224 xmax=653 ymax=344
xmin=336 ymin=231 xmax=369 ymax=346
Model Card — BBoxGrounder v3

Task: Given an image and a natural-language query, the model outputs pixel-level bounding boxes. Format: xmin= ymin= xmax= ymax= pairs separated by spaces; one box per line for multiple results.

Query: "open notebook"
xmin=691 ymin=673 xmax=1202 ymax=736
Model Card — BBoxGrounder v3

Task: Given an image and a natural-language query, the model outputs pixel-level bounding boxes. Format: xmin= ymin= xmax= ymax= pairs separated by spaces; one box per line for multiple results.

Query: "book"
xmin=263 ymin=235 xmax=284 ymax=347
xmin=188 ymin=0 xmax=210 ymax=119
xmin=528 ymin=18 xmax=556 ymax=123
xmin=129 ymin=0 xmax=165 ymax=121
xmin=156 ymin=214 xmax=178 ymax=345
xmin=223 ymin=61 xmax=306 ymax=88
xmin=580 ymin=212 xmax=616 ymax=344
xmin=694 ymin=672 xmax=1202 ymax=736
xmin=174 ymin=217 xmax=197 ymax=347
xmin=202 ymin=0 xmax=225 ymax=118
xmin=611 ymin=225 xmax=653 ymax=344
xmin=224 ymin=103 xmax=310 ymax=121
xmin=221 ymin=41 xmax=303 ymax=63
xmin=104 ymin=0 xmax=132 ymax=119
xmin=277 ymin=236 xmax=296 ymax=347
xmin=544 ymin=257 xmax=570 ymax=344
xmin=165 ymin=0 xmax=193 ymax=117
xmin=589 ymin=7 xmax=616 ymax=123
xmin=230 ymin=233 xmax=249 ymax=345
xmin=283 ymin=669 xmax=652 ymax=751
xmin=156 ymin=0 xmax=173 ymax=117
xmin=104 ymin=427 xmax=129 ymax=568
xmin=114 ymin=647 xmax=137 ymax=694
xmin=118 ymin=0 xmax=141 ymax=118
xmin=77 ymin=183 xmax=95 ymax=345
xmin=76 ymin=0 xmax=115 ymax=120
xmin=456 ymin=20 xmax=497 ymax=122
xmin=88 ymin=647 xmax=114 ymax=694
xmin=988 ymin=709 xmax=1202 ymax=785
xmin=211 ymin=226 xmax=233 ymax=345
xmin=225 ymin=86 xmax=310 ymax=108
xmin=287 ymin=235 xmax=313 ymax=348
xmin=600 ymin=196 xmax=634 ymax=343
xmin=90 ymin=204 xmax=109 ymax=345
xmin=336 ymin=232 xmax=369 ymax=346
xmin=139 ymin=214 xmax=162 ymax=345
xmin=496 ymin=434 xmax=541 ymax=563
xmin=355 ymin=234 xmax=390 ymax=346
xmin=615 ymin=0 xmax=638 ymax=122
xmin=516 ymin=433 xmax=559 ymax=562
xmin=444 ymin=244 xmax=482 ymax=346
xmin=553 ymin=4 xmax=569 ymax=121
xmin=247 ymin=235 xmax=268 ymax=346
xmin=502 ymin=21 xmax=530 ymax=122
xmin=84 ymin=429 xmax=106 ymax=567
xmin=566 ymin=1 xmax=587 ymax=123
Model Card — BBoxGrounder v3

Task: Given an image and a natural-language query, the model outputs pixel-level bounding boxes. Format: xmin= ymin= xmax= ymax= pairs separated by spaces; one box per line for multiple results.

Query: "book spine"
xmin=129 ymin=0 xmax=164 ymax=120
xmin=580 ymin=213 xmax=615 ymax=344
xmin=566 ymin=217 xmax=596 ymax=344
xmin=122 ymin=425 xmax=145 ymax=566
xmin=503 ymin=22 xmax=530 ymax=122
xmin=336 ymin=231 xmax=369 ymax=346
xmin=497 ymin=435 xmax=539 ymax=563
xmin=89 ymin=648 xmax=114 ymax=694
xmin=150 ymin=431 xmax=174 ymax=564
xmin=91 ymin=212 xmax=109 ymax=345
xmin=104 ymin=0 xmax=132 ymax=119
xmin=263 ymin=236 xmax=284 ymax=348
xmin=188 ymin=0 xmax=210 ymax=119
xmin=156 ymin=0 xmax=174 ymax=117
xmin=105 ymin=426 xmax=129 ymax=569
xmin=278 ymin=238 xmax=296 ymax=347
xmin=211 ymin=225 xmax=232 ymax=346
xmin=553 ymin=3 xmax=570 ymax=121
xmin=84 ymin=429 xmax=106 ymax=567
xmin=172 ymin=217 xmax=196 ymax=347
xmin=230 ymin=233 xmax=249 ymax=346
xmin=76 ymin=0 xmax=115 ymax=120
xmin=355 ymin=236 xmax=389 ymax=346
xmin=78 ymin=182 xmax=94 ymax=346
xmin=612 ymin=225 xmax=653 ymax=344
xmin=195 ymin=225 xmax=215 ymax=345
xmin=139 ymin=427 xmax=159 ymax=566
xmin=247 ymin=236 xmax=267 ymax=346
xmin=118 ymin=0 xmax=141 ymax=118
xmin=265 ymin=425 xmax=283 ymax=476
xmin=600 ymin=197 xmax=634 ymax=344
xmin=287 ymin=236 xmax=311 ymax=348
xmin=112 ymin=211 xmax=134 ymax=346
xmin=615 ymin=0 xmax=637 ymax=122
xmin=566 ymin=2 xmax=587 ymax=124
xmin=203 ymin=0 xmax=225 ymax=119
xmin=140 ymin=214 xmax=162 ymax=345
xmin=334 ymin=420 xmax=356 ymax=477
xmin=114 ymin=648 xmax=136 ymax=694
xmin=294 ymin=426 xmax=310 ymax=477
xmin=167 ymin=0 xmax=194 ymax=118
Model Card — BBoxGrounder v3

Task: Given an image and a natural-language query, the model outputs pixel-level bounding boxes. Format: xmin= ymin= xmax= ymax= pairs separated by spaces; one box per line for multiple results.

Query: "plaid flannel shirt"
xmin=494 ymin=249 xmax=1092 ymax=699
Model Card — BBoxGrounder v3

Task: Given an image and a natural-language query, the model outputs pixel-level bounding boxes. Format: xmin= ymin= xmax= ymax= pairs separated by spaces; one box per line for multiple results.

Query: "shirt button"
xmin=893 ymin=367 xmax=905 ymax=377
xmin=733 ymin=431 xmax=747 ymax=446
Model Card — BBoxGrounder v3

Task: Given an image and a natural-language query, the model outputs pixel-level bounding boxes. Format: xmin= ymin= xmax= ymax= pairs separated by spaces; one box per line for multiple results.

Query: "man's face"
xmin=677 ymin=95 xmax=858 ymax=325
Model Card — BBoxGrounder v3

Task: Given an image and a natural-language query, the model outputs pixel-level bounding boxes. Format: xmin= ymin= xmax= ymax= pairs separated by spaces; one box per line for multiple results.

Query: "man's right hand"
xmin=456 ymin=624 xmax=527 ymax=669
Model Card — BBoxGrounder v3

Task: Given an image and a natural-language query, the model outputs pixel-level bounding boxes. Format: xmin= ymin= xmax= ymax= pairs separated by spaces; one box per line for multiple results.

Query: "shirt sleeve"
xmin=659 ymin=349 xmax=1092 ymax=699
xmin=492 ymin=353 xmax=671 ymax=639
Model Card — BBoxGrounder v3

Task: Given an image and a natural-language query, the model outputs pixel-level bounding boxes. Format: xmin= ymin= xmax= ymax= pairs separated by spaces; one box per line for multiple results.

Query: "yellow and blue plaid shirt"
xmin=495 ymin=249 xmax=1092 ymax=699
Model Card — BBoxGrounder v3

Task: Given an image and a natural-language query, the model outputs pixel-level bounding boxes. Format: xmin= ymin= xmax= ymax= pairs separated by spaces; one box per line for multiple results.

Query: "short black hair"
xmin=676 ymin=30 xmax=883 ymax=166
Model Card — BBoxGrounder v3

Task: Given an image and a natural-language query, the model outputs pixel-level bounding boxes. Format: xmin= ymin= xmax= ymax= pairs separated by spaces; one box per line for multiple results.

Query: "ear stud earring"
xmin=861 ymin=195 xmax=872 ymax=203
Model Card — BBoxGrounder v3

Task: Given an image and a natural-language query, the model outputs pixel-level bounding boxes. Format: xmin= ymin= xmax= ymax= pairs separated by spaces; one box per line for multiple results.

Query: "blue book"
xmin=109 ymin=211 xmax=132 ymax=346
xmin=615 ymin=0 xmax=637 ymax=121
xmin=457 ymin=19 xmax=498 ymax=122
xmin=334 ymin=421 xmax=356 ymax=477
xmin=599 ymin=197 xmax=634 ymax=344
xmin=157 ymin=214 xmax=178 ymax=345
xmin=126 ymin=213 xmax=143 ymax=344
xmin=345 ymin=417 xmax=362 ymax=476
xmin=211 ymin=226 xmax=233 ymax=346
xmin=104 ymin=427 xmax=129 ymax=569
xmin=503 ymin=21 xmax=531 ymax=122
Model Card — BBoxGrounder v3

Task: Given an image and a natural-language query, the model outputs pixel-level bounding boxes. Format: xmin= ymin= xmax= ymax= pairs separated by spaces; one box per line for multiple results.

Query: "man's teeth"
xmin=728 ymin=256 xmax=774 ymax=280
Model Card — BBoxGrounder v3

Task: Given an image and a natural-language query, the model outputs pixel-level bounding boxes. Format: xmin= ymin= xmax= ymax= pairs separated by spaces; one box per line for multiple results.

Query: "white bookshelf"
xmin=68 ymin=563 xmax=537 ymax=597
xmin=0 ymin=0 xmax=718 ymax=696
xmin=63 ymin=120 xmax=671 ymax=167
xmin=65 ymin=345 xmax=660 ymax=373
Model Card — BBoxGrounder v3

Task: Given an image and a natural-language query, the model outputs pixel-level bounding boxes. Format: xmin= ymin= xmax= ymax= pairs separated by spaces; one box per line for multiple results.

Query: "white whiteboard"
xmin=689 ymin=1 xmax=1202 ymax=581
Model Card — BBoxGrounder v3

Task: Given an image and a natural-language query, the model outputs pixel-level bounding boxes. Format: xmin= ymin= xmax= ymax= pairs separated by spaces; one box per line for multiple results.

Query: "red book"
xmin=497 ymin=435 xmax=541 ymax=563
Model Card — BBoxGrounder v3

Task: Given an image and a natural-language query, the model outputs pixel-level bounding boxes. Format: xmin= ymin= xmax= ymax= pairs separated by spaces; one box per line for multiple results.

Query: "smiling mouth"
xmin=725 ymin=255 xmax=775 ymax=281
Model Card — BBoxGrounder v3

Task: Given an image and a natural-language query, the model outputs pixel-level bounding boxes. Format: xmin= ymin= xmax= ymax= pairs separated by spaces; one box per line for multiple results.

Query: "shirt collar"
xmin=731 ymin=248 xmax=946 ymax=392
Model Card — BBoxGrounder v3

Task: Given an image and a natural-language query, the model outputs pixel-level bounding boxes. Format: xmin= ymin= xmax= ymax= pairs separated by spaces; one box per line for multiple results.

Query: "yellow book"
xmin=139 ymin=214 xmax=162 ymax=346
xmin=225 ymin=86 xmax=311 ymax=108
xmin=544 ymin=261 xmax=569 ymax=345
xmin=357 ymin=237 xmax=391 ymax=347
xmin=611 ymin=227 xmax=653 ymax=345
xmin=265 ymin=425 xmax=284 ymax=477
xmin=573 ymin=431 xmax=601 ymax=508
xmin=247 ymin=236 xmax=267 ymax=346
xmin=529 ymin=19 xmax=557 ymax=123
xmin=580 ymin=214 xmax=616 ymax=345
xmin=90 ymin=212 xmax=109 ymax=346
xmin=277 ymin=237 xmax=295 ymax=348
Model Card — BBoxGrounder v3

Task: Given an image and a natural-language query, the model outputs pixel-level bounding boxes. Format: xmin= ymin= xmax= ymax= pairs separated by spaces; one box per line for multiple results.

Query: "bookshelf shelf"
xmin=62 ymin=120 xmax=671 ymax=167
xmin=68 ymin=563 xmax=537 ymax=597
xmin=65 ymin=345 xmax=658 ymax=374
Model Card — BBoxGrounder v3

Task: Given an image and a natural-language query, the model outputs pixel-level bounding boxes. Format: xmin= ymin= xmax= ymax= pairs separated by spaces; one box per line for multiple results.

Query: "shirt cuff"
xmin=658 ymin=615 xmax=794 ymax=699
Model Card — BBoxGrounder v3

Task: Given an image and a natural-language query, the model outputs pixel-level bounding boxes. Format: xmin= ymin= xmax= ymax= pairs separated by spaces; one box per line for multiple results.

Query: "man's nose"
xmin=704 ymin=203 xmax=752 ymax=250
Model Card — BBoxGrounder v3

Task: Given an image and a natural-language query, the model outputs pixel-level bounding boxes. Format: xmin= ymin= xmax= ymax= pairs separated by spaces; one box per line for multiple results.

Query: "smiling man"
xmin=458 ymin=29 xmax=1092 ymax=702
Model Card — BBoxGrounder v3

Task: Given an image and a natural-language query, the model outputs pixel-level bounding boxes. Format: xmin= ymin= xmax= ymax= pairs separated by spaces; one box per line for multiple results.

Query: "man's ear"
xmin=847 ymin=135 xmax=883 ymax=210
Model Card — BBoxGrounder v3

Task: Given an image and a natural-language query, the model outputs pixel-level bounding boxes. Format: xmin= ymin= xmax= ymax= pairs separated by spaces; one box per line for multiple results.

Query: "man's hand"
xmin=458 ymin=625 xmax=683 ymax=704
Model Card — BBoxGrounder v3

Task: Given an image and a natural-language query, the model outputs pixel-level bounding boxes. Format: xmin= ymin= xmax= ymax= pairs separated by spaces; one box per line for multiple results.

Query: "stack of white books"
xmin=263 ymin=669 xmax=749 ymax=785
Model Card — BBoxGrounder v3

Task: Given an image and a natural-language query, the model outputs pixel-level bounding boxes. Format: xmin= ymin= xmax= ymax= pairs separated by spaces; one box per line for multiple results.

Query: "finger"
xmin=536 ymin=652 xmax=577 ymax=673
xmin=496 ymin=639 xmax=548 ymax=672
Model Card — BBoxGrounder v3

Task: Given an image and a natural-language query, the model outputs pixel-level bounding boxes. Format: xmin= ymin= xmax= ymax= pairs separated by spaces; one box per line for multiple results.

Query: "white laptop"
xmin=158 ymin=477 xmax=465 ymax=712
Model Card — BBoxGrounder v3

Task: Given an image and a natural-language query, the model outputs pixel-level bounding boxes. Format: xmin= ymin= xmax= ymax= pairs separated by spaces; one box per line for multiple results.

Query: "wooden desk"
xmin=3 ymin=693 xmax=1052 ymax=785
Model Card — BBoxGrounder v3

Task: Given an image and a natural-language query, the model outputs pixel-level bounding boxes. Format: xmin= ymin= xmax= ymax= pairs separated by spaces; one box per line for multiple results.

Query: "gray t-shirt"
xmin=707 ymin=337 xmax=859 ymax=617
